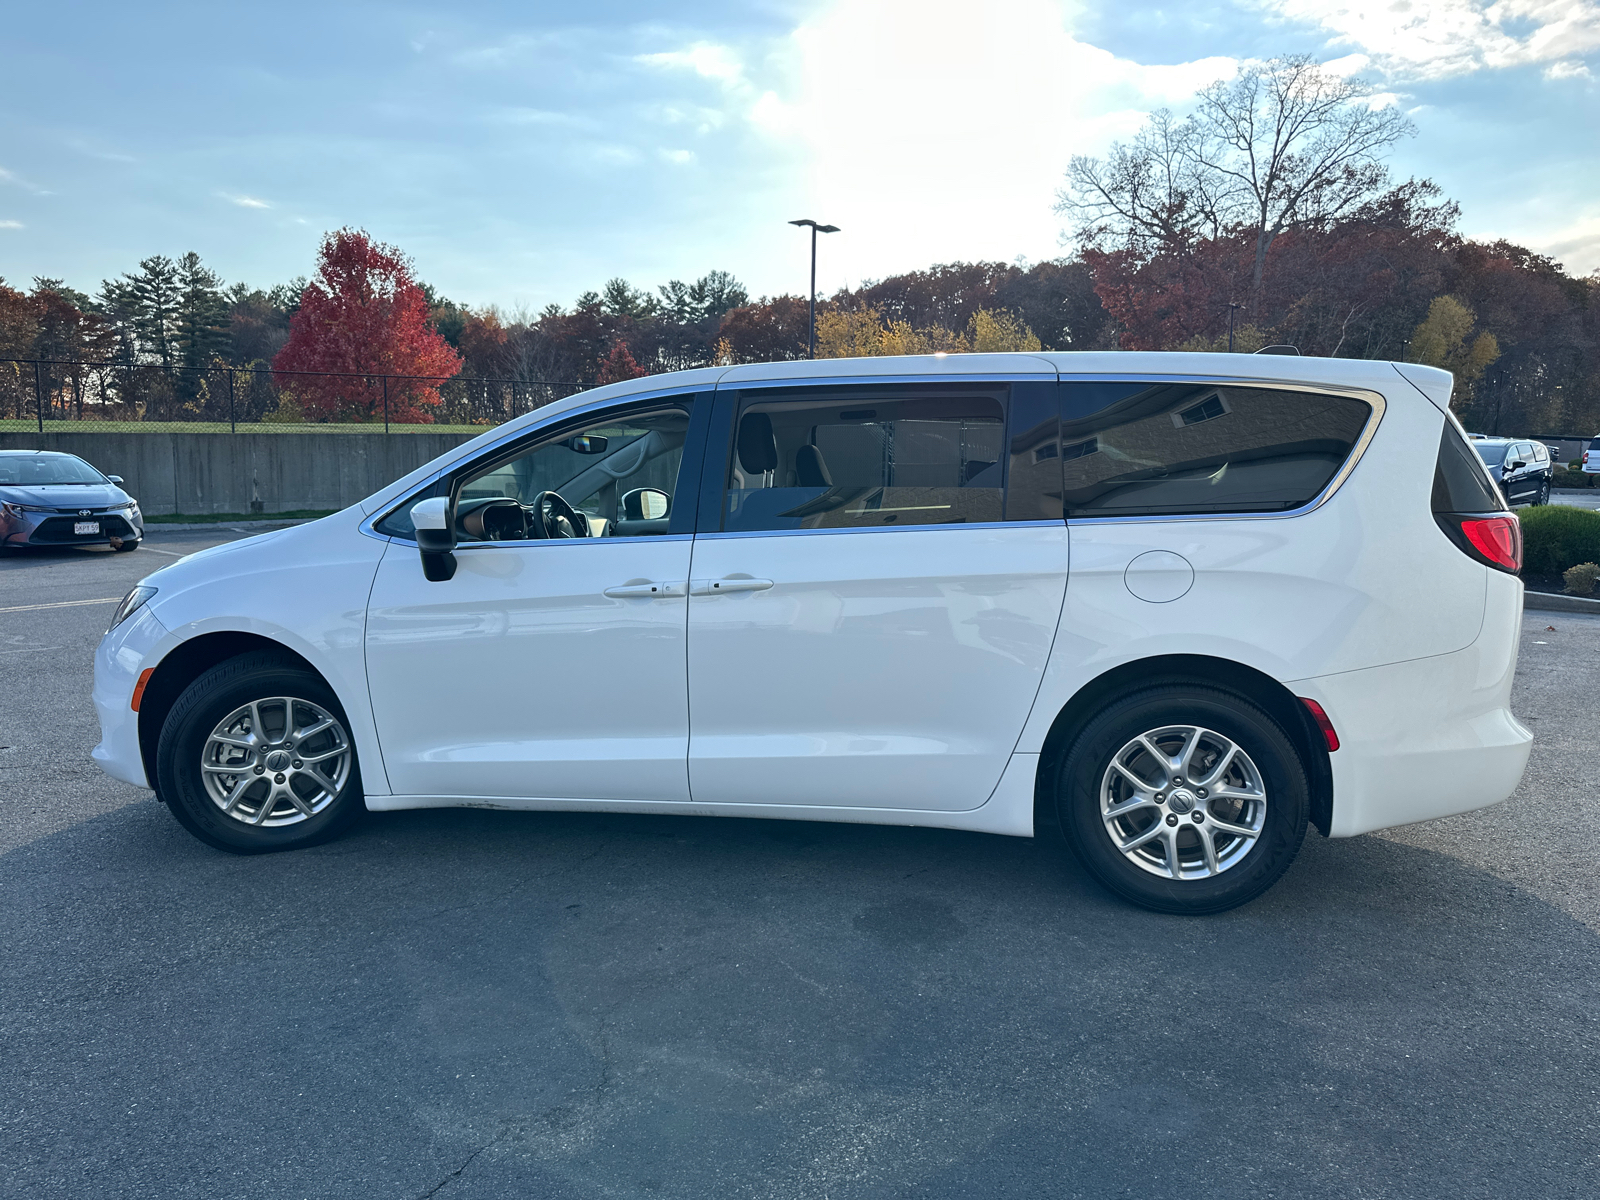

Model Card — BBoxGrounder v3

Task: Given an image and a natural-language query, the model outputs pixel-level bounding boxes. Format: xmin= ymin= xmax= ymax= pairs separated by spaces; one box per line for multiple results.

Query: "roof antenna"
xmin=1254 ymin=345 xmax=1300 ymax=356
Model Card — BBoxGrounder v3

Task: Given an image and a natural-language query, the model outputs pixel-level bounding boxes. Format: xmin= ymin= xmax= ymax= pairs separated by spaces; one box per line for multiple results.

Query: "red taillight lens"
xmin=1298 ymin=698 xmax=1340 ymax=752
xmin=1459 ymin=515 xmax=1522 ymax=572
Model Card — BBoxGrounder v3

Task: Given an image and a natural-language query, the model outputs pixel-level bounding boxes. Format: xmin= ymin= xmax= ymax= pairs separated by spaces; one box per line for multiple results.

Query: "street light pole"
xmin=1227 ymin=302 xmax=1243 ymax=353
xmin=789 ymin=218 xmax=839 ymax=359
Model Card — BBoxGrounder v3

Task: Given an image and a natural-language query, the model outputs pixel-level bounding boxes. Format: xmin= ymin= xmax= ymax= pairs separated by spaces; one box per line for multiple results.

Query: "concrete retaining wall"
xmin=0 ymin=431 xmax=478 ymax=516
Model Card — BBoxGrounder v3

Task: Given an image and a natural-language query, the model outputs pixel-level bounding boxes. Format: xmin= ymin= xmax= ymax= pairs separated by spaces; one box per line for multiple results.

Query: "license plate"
xmin=74 ymin=521 xmax=99 ymax=535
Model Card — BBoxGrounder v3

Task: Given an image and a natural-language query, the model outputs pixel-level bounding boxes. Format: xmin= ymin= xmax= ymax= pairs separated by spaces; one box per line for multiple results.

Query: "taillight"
xmin=1435 ymin=512 xmax=1521 ymax=573
xmin=1298 ymin=698 xmax=1340 ymax=752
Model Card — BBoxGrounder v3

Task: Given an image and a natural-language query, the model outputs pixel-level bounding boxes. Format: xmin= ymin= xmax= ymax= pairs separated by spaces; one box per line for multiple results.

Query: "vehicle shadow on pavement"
xmin=3 ymin=801 xmax=1595 ymax=1200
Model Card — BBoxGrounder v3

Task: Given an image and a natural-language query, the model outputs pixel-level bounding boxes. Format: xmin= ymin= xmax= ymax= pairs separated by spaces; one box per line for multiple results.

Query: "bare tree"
xmin=1059 ymin=55 xmax=1414 ymax=305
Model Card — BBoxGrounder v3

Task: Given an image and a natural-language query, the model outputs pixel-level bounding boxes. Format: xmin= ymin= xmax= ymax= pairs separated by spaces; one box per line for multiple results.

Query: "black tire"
xmin=155 ymin=652 xmax=365 ymax=854
xmin=1534 ymin=480 xmax=1550 ymax=506
xmin=114 ymin=538 xmax=141 ymax=552
xmin=1054 ymin=685 xmax=1309 ymax=914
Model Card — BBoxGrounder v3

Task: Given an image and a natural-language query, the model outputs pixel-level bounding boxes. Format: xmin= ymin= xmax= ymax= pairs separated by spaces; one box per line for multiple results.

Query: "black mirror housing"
xmin=411 ymin=497 xmax=457 ymax=581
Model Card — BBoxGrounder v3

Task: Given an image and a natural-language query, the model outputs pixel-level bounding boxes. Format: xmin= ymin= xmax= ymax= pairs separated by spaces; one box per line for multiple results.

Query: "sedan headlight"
xmin=108 ymin=585 xmax=158 ymax=633
xmin=1 ymin=501 xmax=50 ymax=517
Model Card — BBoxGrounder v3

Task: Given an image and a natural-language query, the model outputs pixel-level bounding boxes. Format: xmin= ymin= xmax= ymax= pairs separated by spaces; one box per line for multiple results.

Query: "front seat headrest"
xmin=795 ymin=444 xmax=832 ymax=488
xmin=737 ymin=412 xmax=778 ymax=474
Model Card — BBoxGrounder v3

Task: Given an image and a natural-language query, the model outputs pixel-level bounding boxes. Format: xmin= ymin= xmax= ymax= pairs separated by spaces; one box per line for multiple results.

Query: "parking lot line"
xmin=0 ymin=597 xmax=121 ymax=614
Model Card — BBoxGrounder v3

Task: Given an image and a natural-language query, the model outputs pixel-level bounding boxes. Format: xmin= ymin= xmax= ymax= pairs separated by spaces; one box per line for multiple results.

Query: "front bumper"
xmin=91 ymin=603 xmax=167 ymax=789
xmin=3 ymin=508 xmax=144 ymax=547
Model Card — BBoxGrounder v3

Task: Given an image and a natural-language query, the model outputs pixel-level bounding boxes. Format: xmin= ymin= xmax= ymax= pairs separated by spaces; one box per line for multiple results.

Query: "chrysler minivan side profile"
xmin=91 ymin=352 xmax=1532 ymax=914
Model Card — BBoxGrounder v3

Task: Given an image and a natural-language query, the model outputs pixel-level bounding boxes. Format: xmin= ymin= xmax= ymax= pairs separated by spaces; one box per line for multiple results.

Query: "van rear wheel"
xmin=1055 ymin=685 xmax=1309 ymax=914
xmin=155 ymin=653 xmax=365 ymax=854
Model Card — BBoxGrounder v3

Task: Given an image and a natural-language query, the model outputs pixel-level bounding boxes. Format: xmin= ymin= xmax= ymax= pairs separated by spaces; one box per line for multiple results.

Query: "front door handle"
xmin=690 ymin=577 xmax=775 ymax=596
xmin=603 ymin=580 xmax=687 ymax=598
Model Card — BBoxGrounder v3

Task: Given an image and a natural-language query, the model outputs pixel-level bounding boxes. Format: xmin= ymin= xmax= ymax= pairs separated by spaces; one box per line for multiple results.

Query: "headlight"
xmin=108 ymin=585 xmax=158 ymax=633
xmin=1 ymin=501 xmax=50 ymax=517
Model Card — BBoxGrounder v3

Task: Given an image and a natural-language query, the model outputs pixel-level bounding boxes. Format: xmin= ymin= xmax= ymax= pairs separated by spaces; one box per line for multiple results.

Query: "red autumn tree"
xmin=596 ymin=338 xmax=647 ymax=385
xmin=273 ymin=229 xmax=461 ymax=423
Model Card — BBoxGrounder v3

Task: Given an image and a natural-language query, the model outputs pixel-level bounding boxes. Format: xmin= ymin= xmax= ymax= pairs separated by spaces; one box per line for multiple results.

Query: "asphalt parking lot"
xmin=2 ymin=528 xmax=1598 ymax=1200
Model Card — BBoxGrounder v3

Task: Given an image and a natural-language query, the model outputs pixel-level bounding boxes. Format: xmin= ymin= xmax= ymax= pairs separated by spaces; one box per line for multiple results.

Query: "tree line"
xmin=1 ymin=54 xmax=1595 ymax=431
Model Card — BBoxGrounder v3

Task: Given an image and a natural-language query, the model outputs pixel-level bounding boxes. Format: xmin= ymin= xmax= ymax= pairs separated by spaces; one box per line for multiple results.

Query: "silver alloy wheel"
xmin=1099 ymin=724 xmax=1267 ymax=880
xmin=200 ymin=696 xmax=351 ymax=827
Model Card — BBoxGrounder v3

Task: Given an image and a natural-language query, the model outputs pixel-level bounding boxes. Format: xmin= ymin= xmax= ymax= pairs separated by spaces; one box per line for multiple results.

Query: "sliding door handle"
xmin=603 ymin=580 xmax=687 ymax=598
xmin=690 ymin=577 xmax=774 ymax=596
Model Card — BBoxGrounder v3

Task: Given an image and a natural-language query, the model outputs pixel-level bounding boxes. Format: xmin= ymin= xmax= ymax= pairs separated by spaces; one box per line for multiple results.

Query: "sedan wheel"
xmin=1056 ymin=685 xmax=1309 ymax=914
xmin=157 ymin=652 xmax=364 ymax=853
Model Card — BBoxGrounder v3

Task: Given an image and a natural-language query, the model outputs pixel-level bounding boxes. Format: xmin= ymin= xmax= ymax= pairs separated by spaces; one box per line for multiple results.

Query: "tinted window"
xmin=1473 ymin=443 xmax=1509 ymax=467
xmin=1058 ymin=382 xmax=1373 ymax=517
xmin=1434 ymin=425 xmax=1506 ymax=513
xmin=722 ymin=387 xmax=1006 ymax=532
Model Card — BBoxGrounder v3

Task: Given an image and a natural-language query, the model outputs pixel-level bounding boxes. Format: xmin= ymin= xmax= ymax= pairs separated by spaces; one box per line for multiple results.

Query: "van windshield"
xmin=1473 ymin=444 xmax=1509 ymax=467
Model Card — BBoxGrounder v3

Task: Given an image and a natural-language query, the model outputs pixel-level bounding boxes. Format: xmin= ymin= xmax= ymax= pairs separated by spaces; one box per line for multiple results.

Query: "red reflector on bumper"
xmin=1298 ymin=697 xmax=1340 ymax=752
xmin=130 ymin=668 xmax=154 ymax=712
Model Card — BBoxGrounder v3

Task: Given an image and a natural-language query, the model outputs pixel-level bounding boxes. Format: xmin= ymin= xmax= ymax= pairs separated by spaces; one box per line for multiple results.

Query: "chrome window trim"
xmin=696 ymin=519 xmax=1059 ymax=542
xmin=714 ymin=372 xmax=1051 ymax=392
xmin=1060 ymin=378 xmax=1387 ymax=526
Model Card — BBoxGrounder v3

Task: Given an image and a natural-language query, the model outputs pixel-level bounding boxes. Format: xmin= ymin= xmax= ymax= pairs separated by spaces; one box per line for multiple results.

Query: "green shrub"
xmin=1520 ymin=505 xmax=1600 ymax=576
xmin=1553 ymin=468 xmax=1593 ymax=488
xmin=1565 ymin=562 xmax=1600 ymax=596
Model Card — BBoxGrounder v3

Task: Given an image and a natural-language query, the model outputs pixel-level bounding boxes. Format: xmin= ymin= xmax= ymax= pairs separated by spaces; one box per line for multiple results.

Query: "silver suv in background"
xmin=0 ymin=451 xmax=144 ymax=552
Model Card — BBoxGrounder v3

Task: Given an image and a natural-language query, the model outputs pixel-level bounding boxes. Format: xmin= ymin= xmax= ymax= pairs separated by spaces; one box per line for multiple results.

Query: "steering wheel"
xmin=527 ymin=490 xmax=589 ymax=539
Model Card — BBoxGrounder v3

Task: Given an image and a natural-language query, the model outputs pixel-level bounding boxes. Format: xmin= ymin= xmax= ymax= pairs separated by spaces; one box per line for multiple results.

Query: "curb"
xmin=1525 ymin=590 xmax=1600 ymax=614
xmin=143 ymin=518 xmax=319 ymax=533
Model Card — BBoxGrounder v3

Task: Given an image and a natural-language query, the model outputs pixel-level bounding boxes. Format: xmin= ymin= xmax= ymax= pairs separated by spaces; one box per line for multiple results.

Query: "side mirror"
xmin=622 ymin=487 xmax=671 ymax=521
xmin=1508 ymin=460 xmax=1527 ymax=471
xmin=411 ymin=497 xmax=457 ymax=582
xmin=107 ymin=475 xmax=124 ymax=485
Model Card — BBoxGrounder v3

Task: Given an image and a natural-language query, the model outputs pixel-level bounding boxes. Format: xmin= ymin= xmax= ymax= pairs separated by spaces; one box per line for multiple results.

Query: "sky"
xmin=1 ymin=0 xmax=1597 ymax=310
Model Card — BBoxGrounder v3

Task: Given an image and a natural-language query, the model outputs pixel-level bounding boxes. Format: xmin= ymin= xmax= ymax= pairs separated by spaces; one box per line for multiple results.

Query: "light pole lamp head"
xmin=789 ymin=219 xmax=840 ymax=233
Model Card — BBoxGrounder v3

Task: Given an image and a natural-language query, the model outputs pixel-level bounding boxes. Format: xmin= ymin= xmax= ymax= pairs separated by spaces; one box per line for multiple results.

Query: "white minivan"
xmin=92 ymin=352 xmax=1532 ymax=914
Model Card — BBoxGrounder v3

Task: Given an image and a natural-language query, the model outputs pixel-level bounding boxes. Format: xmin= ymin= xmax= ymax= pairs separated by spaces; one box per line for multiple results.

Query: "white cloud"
xmin=637 ymin=42 xmax=747 ymax=87
xmin=658 ymin=148 xmax=695 ymax=165
xmin=1536 ymin=211 xmax=1600 ymax=275
xmin=688 ymin=0 xmax=1237 ymax=283
xmin=1260 ymin=0 xmax=1600 ymax=80
xmin=223 ymin=193 xmax=271 ymax=209
xmin=0 ymin=219 xmax=22 ymax=229
xmin=1545 ymin=58 xmax=1594 ymax=79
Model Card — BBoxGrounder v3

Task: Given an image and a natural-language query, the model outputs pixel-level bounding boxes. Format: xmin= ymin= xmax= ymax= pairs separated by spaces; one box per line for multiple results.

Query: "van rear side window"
xmin=1058 ymin=383 xmax=1373 ymax=518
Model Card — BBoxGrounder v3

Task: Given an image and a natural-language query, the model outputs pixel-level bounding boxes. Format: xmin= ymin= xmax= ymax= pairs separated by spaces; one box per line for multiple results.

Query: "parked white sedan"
xmin=92 ymin=352 xmax=1531 ymax=913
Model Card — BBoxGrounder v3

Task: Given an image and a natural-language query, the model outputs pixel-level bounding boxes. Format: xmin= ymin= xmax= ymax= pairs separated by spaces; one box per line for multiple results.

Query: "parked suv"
xmin=1472 ymin=437 xmax=1552 ymax=505
xmin=1584 ymin=435 xmax=1600 ymax=476
xmin=91 ymin=353 xmax=1531 ymax=914
xmin=0 ymin=450 xmax=144 ymax=552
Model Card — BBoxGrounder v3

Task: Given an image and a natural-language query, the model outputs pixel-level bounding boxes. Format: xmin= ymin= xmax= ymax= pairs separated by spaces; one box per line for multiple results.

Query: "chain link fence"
xmin=0 ymin=358 xmax=585 ymax=434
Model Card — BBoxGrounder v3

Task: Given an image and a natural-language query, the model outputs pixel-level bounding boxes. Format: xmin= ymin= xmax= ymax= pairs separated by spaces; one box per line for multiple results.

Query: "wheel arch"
xmin=1033 ymin=654 xmax=1333 ymax=837
xmin=136 ymin=631 xmax=324 ymax=792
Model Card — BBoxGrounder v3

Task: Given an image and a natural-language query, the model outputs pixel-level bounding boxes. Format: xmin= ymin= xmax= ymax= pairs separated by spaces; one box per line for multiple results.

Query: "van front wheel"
xmin=1055 ymin=686 xmax=1309 ymax=914
xmin=155 ymin=653 xmax=365 ymax=854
